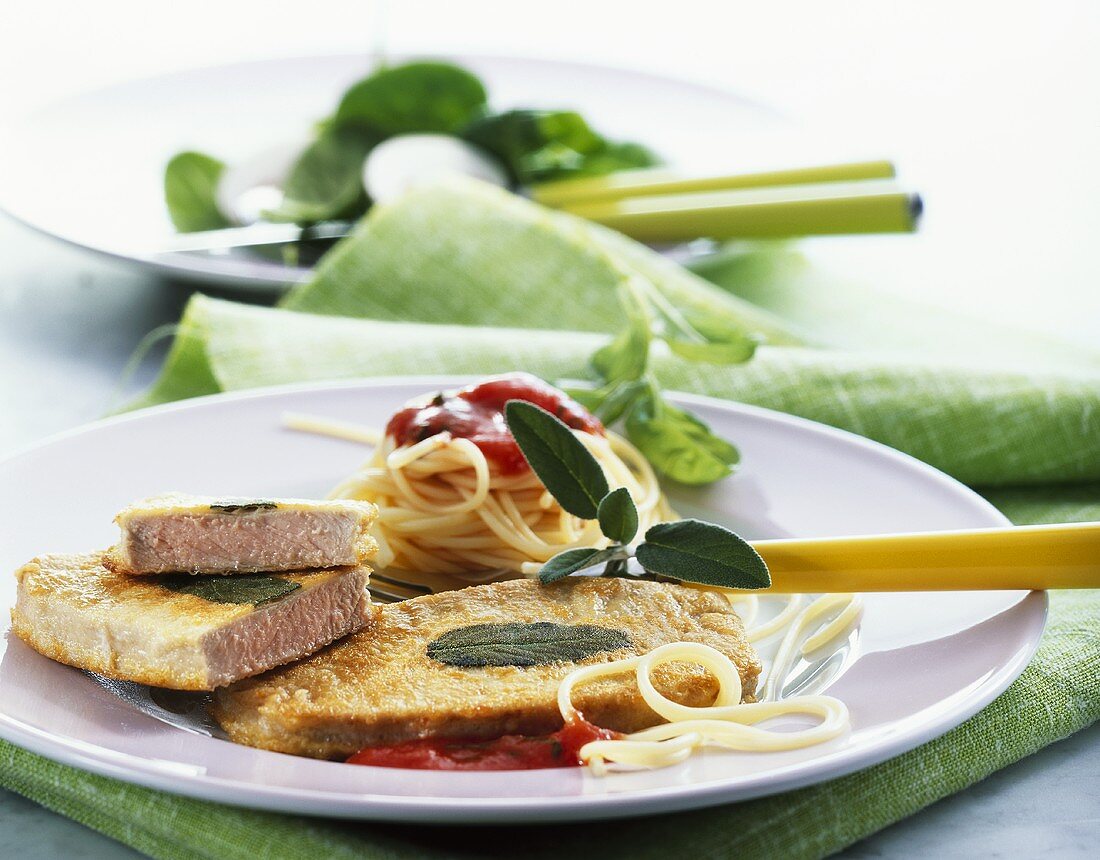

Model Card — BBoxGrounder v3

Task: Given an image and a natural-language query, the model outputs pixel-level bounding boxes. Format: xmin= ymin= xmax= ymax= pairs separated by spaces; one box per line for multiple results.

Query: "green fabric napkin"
xmin=5 ymin=180 xmax=1099 ymax=859
xmin=133 ymin=296 xmax=1100 ymax=487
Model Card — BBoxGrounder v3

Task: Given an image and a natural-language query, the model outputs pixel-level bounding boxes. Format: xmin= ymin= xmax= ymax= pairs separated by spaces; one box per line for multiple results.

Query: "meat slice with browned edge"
xmin=104 ymin=494 xmax=378 ymax=575
xmin=11 ymin=552 xmax=376 ymax=690
xmin=215 ymin=577 xmax=761 ymax=759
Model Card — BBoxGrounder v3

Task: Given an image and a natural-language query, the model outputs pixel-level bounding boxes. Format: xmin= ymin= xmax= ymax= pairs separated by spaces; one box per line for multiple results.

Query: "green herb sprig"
xmin=504 ymin=401 xmax=770 ymax=591
xmin=565 ymin=276 xmax=756 ymax=486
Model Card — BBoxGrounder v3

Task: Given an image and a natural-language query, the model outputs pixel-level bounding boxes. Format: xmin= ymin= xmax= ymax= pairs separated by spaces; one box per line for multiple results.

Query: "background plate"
xmin=0 ymin=379 xmax=1045 ymax=823
xmin=0 ymin=53 xmax=781 ymax=289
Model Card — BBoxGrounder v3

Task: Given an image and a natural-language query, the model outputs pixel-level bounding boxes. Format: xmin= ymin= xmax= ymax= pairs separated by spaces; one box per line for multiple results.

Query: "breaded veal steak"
xmin=12 ymin=552 xmax=376 ymax=690
xmin=215 ymin=577 xmax=761 ymax=759
xmin=104 ymin=494 xmax=378 ymax=575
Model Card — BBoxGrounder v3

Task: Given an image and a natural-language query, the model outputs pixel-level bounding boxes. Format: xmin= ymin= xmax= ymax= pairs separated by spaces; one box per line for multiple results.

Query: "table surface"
xmin=1 ymin=1 xmax=1098 ymax=855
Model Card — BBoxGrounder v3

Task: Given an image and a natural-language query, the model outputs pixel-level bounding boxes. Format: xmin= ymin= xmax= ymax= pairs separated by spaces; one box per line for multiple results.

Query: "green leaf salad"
xmin=164 ymin=60 xmax=658 ymax=232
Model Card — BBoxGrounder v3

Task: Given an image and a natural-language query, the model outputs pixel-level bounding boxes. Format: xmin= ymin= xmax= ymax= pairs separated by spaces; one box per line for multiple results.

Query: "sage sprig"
xmin=565 ymin=277 xmax=757 ymax=486
xmin=504 ymin=402 xmax=770 ymax=591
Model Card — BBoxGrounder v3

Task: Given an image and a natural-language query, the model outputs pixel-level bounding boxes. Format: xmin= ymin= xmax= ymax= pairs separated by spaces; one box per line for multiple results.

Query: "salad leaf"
xmin=462 ymin=109 xmax=658 ymax=185
xmin=163 ymin=151 xmax=231 ymax=232
xmin=625 ymin=388 xmax=740 ymax=485
xmin=335 ymin=62 xmax=488 ymax=136
xmin=263 ymin=125 xmax=378 ymax=224
xmin=570 ymin=140 xmax=658 ymax=176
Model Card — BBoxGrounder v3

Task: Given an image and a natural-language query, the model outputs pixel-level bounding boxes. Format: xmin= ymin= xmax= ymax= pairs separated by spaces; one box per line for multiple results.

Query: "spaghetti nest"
xmin=329 ymin=428 xmax=672 ymax=578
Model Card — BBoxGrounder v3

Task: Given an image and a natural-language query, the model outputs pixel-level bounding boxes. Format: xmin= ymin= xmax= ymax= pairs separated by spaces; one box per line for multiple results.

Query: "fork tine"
xmin=370 ymin=571 xmax=432 ymax=595
xmin=367 ymin=586 xmax=399 ymax=604
xmin=367 ymin=578 xmax=432 ymax=603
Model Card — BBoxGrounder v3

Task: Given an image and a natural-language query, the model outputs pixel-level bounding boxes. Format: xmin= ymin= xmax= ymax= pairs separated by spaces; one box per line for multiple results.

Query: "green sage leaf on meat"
xmin=159 ymin=574 xmax=300 ymax=605
xmin=426 ymin=622 xmax=632 ymax=668
xmin=504 ymin=400 xmax=609 ymax=519
xmin=208 ymin=501 xmax=278 ymax=513
xmin=635 ymin=519 xmax=770 ymax=590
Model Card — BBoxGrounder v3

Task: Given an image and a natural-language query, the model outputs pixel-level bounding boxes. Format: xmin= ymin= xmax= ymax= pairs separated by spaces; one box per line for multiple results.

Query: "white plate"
xmin=0 ymin=379 xmax=1045 ymax=823
xmin=0 ymin=54 xmax=781 ymax=290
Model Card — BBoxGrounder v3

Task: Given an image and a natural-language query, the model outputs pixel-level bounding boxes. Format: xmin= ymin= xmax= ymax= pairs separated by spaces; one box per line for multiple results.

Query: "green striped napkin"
xmin=4 ymin=180 xmax=1098 ymax=859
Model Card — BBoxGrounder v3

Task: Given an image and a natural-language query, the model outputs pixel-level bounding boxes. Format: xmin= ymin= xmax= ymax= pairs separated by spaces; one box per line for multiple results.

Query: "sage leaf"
xmin=505 ymin=400 xmax=609 ymax=519
xmin=636 ymin=519 xmax=770 ymax=590
xmin=164 ymin=151 xmax=230 ymax=233
xmin=158 ymin=574 xmax=300 ymax=605
xmin=539 ymin=546 xmax=623 ymax=584
xmin=264 ymin=126 xmax=377 ymax=224
xmin=426 ymin=622 xmax=632 ymax=668
xmin=335 ymin=62 xmax=487 ymax=136
xmin=208 ymin=500 xmax=278 ymax=513
xmin=597 ymin=487 xmax=639 ymax=544
xmin=626 ymin=392 xmax=739 ymax=485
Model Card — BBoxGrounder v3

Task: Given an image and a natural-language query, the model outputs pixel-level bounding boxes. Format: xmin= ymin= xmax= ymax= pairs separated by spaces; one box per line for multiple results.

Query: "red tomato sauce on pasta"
xmin=345 ymin=715 xmax=620 ymax=771
xmin=385 ymin=373 xmax=604 ymax=474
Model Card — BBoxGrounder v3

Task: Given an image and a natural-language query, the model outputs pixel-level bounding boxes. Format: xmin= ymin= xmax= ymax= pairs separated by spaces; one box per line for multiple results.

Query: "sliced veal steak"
xmin=214 ymin=577 xmax=761 ymax=758
xmin=11 ymin=552 xmax=376 ymax=690
xmin=104 ymin=494 xmax=377 ymax=575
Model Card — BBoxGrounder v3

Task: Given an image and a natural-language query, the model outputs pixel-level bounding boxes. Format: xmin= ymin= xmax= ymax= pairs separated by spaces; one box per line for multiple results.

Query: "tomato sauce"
xmin=345 ymin=715 xmax=621 ymax=771
xmin=385 ymin=372 xmax=604 ymax=474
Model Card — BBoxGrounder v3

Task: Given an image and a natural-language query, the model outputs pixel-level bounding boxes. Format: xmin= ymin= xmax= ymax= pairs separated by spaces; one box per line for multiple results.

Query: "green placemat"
xmin=5 ymin=180 xmax=1099 ymax=858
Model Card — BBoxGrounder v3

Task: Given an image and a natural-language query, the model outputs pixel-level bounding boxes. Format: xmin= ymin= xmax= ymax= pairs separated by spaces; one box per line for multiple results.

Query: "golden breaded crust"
xmin=215 ymin=577 xmax=761 ymax=758
xmin=12 ymin=552 xmax=374 ymax=690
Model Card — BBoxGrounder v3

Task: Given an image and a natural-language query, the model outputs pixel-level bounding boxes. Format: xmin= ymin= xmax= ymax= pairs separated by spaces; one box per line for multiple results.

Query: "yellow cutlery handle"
xmin=560 ymin=180 xmax=920 ymax=241
xmin=751 ymin=522 xmax=1100 ymax=592
xmin=532 ymin=160 xmax=897 ymax=207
